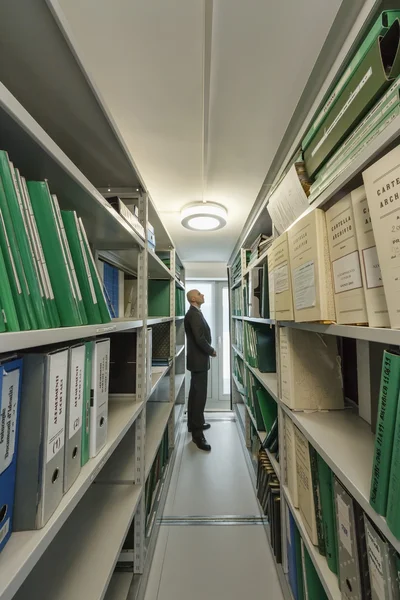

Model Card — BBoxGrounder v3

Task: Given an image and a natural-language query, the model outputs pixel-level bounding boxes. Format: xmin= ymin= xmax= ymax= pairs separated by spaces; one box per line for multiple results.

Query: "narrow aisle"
xmin=143 ymin=415 xmax=284 ymax=600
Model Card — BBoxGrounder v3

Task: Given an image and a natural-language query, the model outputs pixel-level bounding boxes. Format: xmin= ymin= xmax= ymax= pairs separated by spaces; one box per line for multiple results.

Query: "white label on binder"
xmin=293 ymin=260 xmax=316 ymax=310
xmin=68 ymin=346 xmax=85 ymax=440
xmin=363 ymin=246 xmax=384 ymax=289
xmin=366 ymin=527 xmax=385 ymax=600
xmin=332 ymin=250 xmax=362 ymax=293
xmin=275 ymin=263 xmax=289 ymax=294
xmin=0 ymin=368 xmax=19 ymax=474
xmin=47 ymin=352 xmax=67 ymax=463
xmin=337 ymin=495 xmax=353 ymax=557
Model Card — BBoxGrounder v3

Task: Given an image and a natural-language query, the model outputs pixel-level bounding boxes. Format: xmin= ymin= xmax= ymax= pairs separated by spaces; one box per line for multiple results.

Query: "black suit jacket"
xmin=184 ymin=305 xmax=214 ymax=372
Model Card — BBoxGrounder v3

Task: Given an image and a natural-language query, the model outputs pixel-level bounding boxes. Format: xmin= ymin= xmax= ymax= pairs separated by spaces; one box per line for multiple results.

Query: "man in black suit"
xmin=184 ymin=289 xmax=216 ymax=451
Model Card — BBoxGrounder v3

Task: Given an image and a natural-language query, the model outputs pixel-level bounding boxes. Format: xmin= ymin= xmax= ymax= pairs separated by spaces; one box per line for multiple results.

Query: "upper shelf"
xmin=279 ymin=320 xmax=400 ymax=345
xmin=0 ymin=82 xmax=144 ymax=252
xmin=0 ymin=0 xmax=142 ymax=192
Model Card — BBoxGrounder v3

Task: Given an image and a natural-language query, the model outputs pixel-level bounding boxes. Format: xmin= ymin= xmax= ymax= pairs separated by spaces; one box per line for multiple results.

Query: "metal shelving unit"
xmin=0 ymin=14 xmax=186 ymax=598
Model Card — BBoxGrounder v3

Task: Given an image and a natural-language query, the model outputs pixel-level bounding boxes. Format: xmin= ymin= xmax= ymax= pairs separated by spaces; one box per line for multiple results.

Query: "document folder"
xmin=89 ymin=339 xmax=110 ymax=458
xmin=14 ymin=348 xmax=68 ymax=530
xmin=64 ymin=344 xmax=85 ymax=493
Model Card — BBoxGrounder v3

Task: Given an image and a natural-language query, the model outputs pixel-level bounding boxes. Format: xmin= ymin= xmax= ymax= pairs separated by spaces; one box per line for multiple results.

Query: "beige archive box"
xmin=267 ymin=250 xmax=275 ymax=320
xmin=288 ymin=208 xmax=336 ymax=322
xmin=279 ymin=326 xmax=343 ymax=411
xmin=350 ymin=185 xmax=390 ymax=327
xmin=325 ymin=194 xmax=368 ymax=325
xmin=363 ymin=146 xmax=400 ymax=328
xmin=270 ymin=233 xmax=294 ymax=321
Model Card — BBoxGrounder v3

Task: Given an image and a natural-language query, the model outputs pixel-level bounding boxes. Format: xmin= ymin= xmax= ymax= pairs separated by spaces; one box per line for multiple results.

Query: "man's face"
xmin=194 ymin=290 xmax=205 ymax=305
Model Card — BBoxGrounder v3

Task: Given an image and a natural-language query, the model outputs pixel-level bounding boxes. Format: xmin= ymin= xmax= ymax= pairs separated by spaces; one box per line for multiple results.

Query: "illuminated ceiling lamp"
xmin=180 ymin=202 xmax=228 ymax=231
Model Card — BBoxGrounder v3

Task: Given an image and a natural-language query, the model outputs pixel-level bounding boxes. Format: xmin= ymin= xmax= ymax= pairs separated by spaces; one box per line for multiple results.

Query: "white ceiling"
xmin=57 ymin=0 xmax=344 ymax=262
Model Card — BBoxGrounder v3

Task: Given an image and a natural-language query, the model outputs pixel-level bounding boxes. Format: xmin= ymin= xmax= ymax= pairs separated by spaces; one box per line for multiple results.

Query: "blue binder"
xmin=0 ymin=357 xmax=23 ymax=553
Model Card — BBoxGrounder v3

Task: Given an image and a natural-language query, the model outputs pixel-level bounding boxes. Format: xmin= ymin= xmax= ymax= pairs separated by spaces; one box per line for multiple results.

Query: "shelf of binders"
xmin=231 ymin=279 xmax=242 ymax=291
xmin=279 ymin=401 xmax=400 ymax=554
xmin=242 ymin=247 xmax=269 ymax=277
xmin=174 ymin=374 xmax=185 ymax=401
xmin=175 ymin=277 xmax=185 ymax=290
xmin=246 ymin=363 xmax=279 ymax=403
xmin=243 ymin=402 xmax=280 ymax=481
xmin=283 ymin=485 xmax=341 ymax=600
xmin=279 ymin=320 xmax=400 ymax=346
xmin=0 ymin=399 xmax=144 ymax=600
xmin=148 ymin=250 xmax=173 ymax=279
xmin=145 ymin=402 xmax=175 ymax=480
xmin=148 ymin=365 xmax=171 ymax=399
xmin=0 ymin=83 xmax=145 ymax=253
xmin=243 ymin=316 xmax=275 ymax=326
xmin=0 ymin=318 xmax=143 ymax=354
xmin=12 ymin=484 xmax=143 ymax=600
xmin=289 ymin=110 xmax=400 ymax=226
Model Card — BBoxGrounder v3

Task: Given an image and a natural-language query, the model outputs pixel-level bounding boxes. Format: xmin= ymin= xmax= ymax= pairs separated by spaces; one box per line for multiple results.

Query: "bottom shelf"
xmin=14 ymin=484 xmax=143 ymax=600
xmin=283 ymin=486 xmax=341 ymax=600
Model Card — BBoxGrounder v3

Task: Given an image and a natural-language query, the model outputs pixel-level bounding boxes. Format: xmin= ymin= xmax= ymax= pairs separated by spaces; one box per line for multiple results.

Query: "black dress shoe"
xmin=188 ymin=423 xmax=211 ymax=433
xmin=192 ymin=435 xmax=211 ymax=452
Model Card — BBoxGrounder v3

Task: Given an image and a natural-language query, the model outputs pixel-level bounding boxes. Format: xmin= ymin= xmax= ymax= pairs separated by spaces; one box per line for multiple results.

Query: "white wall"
xmin=184 ymin=262 xmax=227 ymax=279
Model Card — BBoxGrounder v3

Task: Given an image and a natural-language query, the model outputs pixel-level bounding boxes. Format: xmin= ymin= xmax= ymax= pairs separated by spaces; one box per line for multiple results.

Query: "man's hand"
xmin=212 ymin=350 xmax=217 ymax=357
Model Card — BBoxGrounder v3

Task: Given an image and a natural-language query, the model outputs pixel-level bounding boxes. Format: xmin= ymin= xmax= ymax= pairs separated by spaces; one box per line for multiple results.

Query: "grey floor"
xmin=143 ymin=414 xmax=284 ymax=600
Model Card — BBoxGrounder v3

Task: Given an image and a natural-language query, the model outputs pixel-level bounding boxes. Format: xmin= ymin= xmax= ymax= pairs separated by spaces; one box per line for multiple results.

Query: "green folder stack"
xmin=62 ymin=211 xmax=102 ymax=325
xmin=175 ymin=287 xmax=185 ymax=317
xmin=0 ymin=241 xmax=19 ymax=331
xmin=77 ymin=216 xmax=111 ymax=324
xmin=148 ymin=280 xmax=170 ymax=317
xmin=27 ymin=181 xmax=82 ymax=327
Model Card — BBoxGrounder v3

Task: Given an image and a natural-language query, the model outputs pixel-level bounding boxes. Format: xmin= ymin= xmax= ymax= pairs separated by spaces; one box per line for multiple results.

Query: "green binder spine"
xmin=317 ymin=455 xmax=338 ymax=574
xmin=148 ymin=280 xmax=170 ymax=317
xmin=78 ymin=217 xmax=111 ymax=324
xmin=51 ymin=195 xmax=87 ymax=326
xmin=256 ymin=388 xmax=277 ymax=432
xmin=81 ymin=341 xmax=92 ymax=467
xmin=20 ymin=176 xmax=60 ymax=328
xmin=370 ymin=350 xmax=400 ymax=515
xmin=386 ymin=382 xmax=400 ymax=539
xmin=309 ymin=446 xmax=326 ymax=556
xmin=62 ymin=211 xmax=102 ymax=325
xmin=302 ymin=543 xmax=328 ymax=600
xmin=304 ymin=20 xmax=400 ymax=177
xmin=252 ymin=384 xmax=266 ymax=431
xmin=255 ymin=327 xmax=276 ymax=373
xmin=294 ymin=522 xmax=305 ymax=600
xmin=261 ymin=263 xmax=270 ymax=319
xmin=0 ymin=178 xmax=32 ymax=330
xmin=302 ymin=10 xmax=400 ymax=152
xmin=27 ymin=181 xmax=82 ymax=327
xmin=3 ymin=157 xmax=49 ymax=329
xmin=0 ymin=241 xmax=19 ymax=331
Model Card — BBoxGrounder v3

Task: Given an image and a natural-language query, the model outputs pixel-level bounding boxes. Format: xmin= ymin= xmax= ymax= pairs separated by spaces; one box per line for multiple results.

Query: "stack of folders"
xmin=0 ymin=338 xmax=110 ymax=554
xmin=232 ymin=287 xmax=242 ymax=316
xmin=145 ymin=427 xmax=169 ymax=536
xmin=243 ymin=322 xmax=276 ymax=373
xmin=256 ymin=449 xmax=281 ymax=562
xmin=287 ymin=420 xmax=400 ymax=599
xmin=232 ymin=252 xmax=242 ymax=286
xmin=233 ymin=355 xmax=245 ymax=395
xmin=247 ymin=234 xmax=273 ymax=265
xmin=303 ymin=11 xmax=400 ymax=183
xmin=175 ymin=287 xmax=185 ymax=317
xmin=106 ymin=196 xmax=145 ymax=240
xmin=247 ymin=266 xmax=263 ymax=318
xmin=0 ymin=150 xmax=111 ymax=333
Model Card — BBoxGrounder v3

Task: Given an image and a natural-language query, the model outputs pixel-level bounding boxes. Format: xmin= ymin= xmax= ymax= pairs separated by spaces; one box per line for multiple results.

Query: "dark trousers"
xmin=188 ymin=370 xmax=208 ymax=437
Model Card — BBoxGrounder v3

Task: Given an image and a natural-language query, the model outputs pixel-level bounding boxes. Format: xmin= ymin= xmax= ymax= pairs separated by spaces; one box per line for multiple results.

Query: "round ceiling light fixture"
xmin=180 ymin=202 xmax=228 ymax=231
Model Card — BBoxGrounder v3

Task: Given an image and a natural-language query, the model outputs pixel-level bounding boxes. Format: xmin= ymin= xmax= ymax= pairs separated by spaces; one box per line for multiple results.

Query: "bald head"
xmin=187 ymin=289 xmax=205 ymax=307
